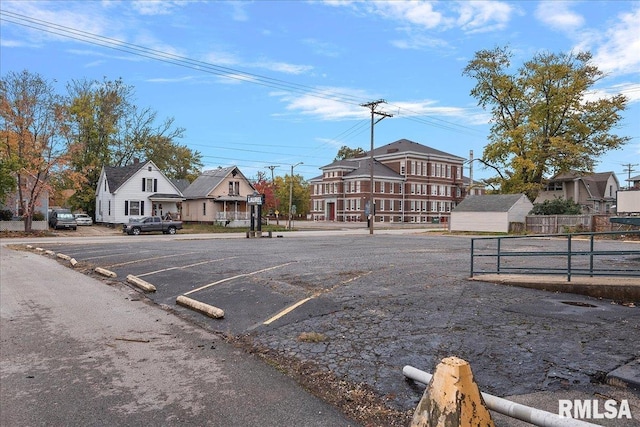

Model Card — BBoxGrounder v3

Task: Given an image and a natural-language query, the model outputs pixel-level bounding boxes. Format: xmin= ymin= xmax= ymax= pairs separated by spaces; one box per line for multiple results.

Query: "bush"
xmin=530 ymin=198 xmax=582 ymax=215
xmin=0 ymin=209 xmax=13 ymax=221
xmin=32 ymin=211 xmax=45 ymax=221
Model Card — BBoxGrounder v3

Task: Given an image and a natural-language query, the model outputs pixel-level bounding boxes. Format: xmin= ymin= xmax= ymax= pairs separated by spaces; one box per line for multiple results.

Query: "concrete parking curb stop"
xmin=126 ymin=274 xmax=156 ymax=292
xmin=94 ymin=267 xmax=117 ymax=278
xmin=176 ymin=295 xmax=224 ymax=319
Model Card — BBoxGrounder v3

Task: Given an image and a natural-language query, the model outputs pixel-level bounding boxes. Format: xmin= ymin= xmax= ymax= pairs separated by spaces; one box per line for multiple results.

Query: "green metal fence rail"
xmin=470 ymin=231 xmax=640 ymax=281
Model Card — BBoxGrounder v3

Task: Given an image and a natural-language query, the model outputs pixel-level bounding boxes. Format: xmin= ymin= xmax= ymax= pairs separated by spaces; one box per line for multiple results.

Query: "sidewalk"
xmin=0 ymin=247 xmax=357 ymax=427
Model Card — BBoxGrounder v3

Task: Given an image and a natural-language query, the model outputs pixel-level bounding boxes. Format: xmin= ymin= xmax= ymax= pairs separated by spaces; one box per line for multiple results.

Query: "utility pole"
xmin=266 ymin=165 xmax=279 ymax=225
xmin=361 ymin=100 xmax=393 ymax=235
xmin=622 ymin=163 xmax=638 ymax=190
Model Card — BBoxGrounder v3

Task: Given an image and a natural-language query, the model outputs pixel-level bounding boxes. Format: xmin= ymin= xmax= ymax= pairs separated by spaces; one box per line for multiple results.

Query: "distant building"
xmin=309 ymin=139 xmax=480 ymax=224
xmin=182 ymin=166 xmax=256 ymax=226
xmin=450 ymin=194 xmax=533 ymax=233
xmin=535 ymin=171 xmax=619 ymax=214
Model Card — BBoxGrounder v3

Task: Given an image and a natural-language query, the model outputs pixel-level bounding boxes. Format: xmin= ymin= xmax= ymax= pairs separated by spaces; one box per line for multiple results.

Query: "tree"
xmin=65 ymin=78 xmax=199 ymax=216
xmin=334 ymin=145 xmax=365 ymax=161
xmin=274 ymin=174 xmax=309 ymax=218
xmin=0 ymin=132 xmax=18 ymax=204
xmin=530 ymin=197 xmax=582 ymax=215
xmin=0 ymin=70 xmax=81 ymax=231
xmin=463 ymin=47 xmax=629 ymax=199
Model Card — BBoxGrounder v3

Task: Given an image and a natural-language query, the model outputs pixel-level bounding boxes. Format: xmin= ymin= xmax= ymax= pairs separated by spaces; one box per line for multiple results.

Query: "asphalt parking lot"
xmin=13 ymin=229 xmax=639 ymax=423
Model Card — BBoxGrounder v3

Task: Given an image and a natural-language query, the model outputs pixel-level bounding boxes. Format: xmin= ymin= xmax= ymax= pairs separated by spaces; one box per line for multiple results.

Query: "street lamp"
xmin=289 ymin=162 xmax=303 ymax=230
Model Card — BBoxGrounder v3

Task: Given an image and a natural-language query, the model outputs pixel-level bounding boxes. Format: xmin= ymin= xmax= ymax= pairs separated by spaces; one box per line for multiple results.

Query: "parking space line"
xmin=183 ymin=262 xmax=295 ymax=296
xmin=262 ymin=270 xmax=372 ymax=325
xmin=263 ymin=296 xmax=316 ymax=325
xmin=136 ymin=256 xmax=240 ymax=277
xmin=104 ymin=251 xmax=200 ymax=268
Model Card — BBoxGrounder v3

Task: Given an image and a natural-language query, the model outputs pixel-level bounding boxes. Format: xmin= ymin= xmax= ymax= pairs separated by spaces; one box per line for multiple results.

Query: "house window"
xmin=203 ymin=202 xmax=206 ymax=216
xmin=400 ymin=162 xmax=406 ymax=175
xmin=142 ymin=178 xmax=157 ymax=192
xmin=108 ymin=200 xmax=111 ymax=216
xmin=129 ymin=201 xmax=141 ymax=216
xmin=229 ymin=181 xmax=240 ymax=196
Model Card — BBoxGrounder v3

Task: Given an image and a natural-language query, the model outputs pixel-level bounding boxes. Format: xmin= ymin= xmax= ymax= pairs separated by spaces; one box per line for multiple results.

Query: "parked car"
xmin=49 ymin=209 xmax=77 ymax=230
xmin=122 ymin=216 xmax=183 ymax=235
xmin=74 ymin=213 xmax=93 ymax=226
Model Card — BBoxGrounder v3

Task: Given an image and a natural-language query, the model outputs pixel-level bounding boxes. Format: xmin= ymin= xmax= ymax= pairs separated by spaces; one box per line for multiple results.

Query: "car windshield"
xmin=58 ymin=213 xmax=74 ymax=220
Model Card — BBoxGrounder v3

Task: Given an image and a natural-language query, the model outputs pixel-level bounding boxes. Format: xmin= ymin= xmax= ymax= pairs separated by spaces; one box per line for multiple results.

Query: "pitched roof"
xmin=104 ymin=161 xmax=149 ymax=192
xmin=183 ymin=166 xmax=254 ymax=199
xmin=373 ymin=139 xmax=465 ymax=160
xmin=548 ymin=170 xmax=616 ymax=199
xmin=343 ymin=158 xmax=402 ymax=180
xmin=320 ymin=138 xmax=465 ymax=170
xmin=453 ymin=194 xmax=531 ymax=212
xmin=171 ymin=178 xmax=191 ymax=193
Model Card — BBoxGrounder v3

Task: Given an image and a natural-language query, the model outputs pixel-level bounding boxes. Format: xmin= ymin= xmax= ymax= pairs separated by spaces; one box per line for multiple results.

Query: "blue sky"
xmin=1 ymin=1 xmax=639 ymax=184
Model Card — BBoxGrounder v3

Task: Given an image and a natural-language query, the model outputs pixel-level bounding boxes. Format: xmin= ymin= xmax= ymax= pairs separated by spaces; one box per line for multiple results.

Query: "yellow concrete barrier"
xmin=411 ymin=356 xmax=494 ymax=427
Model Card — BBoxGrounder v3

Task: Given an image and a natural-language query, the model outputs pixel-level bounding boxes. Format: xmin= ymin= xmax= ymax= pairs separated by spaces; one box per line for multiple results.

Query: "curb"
xmin=126 ymin=274 xmax=157 ymax=292
xmin=176 ymin=295 xmax=224 ymax=319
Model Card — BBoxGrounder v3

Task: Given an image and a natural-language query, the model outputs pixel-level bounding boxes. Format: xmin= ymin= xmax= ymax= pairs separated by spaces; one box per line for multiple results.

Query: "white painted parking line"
xmin=104 ymin=251 xmax=199 ymax=268
xmin=183 ymin=262 xmax=295 ymax=296
xmin=136 ymin=256 xmax=240 ymax=277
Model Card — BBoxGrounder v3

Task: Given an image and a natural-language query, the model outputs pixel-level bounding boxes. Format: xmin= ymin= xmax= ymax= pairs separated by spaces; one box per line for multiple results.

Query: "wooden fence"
xmin=526 ymin=215 xmax=638 ymax=234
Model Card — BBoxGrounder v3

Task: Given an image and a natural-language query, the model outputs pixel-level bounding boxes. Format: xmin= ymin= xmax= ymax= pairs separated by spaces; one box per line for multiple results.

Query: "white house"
xmin=95 ymin=159 xmax=184 ymax=225
xmin=450 ymin=194 xmax=533 ymax=233
xmin=182 ymin=166 xmax=256 ymax=227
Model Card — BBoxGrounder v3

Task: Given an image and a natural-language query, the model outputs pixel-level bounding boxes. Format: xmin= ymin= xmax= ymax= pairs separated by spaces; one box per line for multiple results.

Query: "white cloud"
xmin=535 ymin=1 xmax=584 ymax=32
xmin=455 ymin=1 xmax=514 ymax=33
xmin=585 ymin=7 xmax=640 ymax=76
xmin=130 ymin=1 xmax=186 ymax=16
xmin=252 ymin=61 xmax=314 ymax=75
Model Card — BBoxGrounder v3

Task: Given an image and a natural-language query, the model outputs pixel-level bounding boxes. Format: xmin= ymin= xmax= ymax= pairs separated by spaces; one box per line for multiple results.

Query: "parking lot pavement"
xmin=5 ymin=231 xmax=640 ymax=425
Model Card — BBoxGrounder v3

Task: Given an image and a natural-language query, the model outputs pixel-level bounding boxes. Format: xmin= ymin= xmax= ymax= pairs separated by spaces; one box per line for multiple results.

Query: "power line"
xmin=0 ymin=9 xmax=482 ymax=138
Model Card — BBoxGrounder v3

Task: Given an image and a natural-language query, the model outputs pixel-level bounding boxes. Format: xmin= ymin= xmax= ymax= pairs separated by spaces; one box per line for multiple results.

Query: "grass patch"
xmin=297 ymin=332 xmax=327 ymax=343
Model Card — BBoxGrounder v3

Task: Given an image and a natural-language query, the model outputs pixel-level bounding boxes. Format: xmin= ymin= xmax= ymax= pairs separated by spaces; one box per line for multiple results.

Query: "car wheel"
xmin=73 ymin=227 xmax=77 ymax=231
xmin=132 ymin=227 xmax=141 ymax=235
xmin=168 ymin=226 xmax=176 ymax=235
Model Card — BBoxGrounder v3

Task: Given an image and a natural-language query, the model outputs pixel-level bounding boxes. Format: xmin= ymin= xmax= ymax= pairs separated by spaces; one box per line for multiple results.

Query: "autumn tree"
xmin=274 ymin=173 xmax=310 ymax=219
xmin=0 ymin=70 xmax=80 ymax=231
xmin=463 ymin=47 xmax=629 ymax=199
xmin=334 ymin=145 xmax=365 ymax=161
xmin=65 ymin=78 xmax=200 ymax=216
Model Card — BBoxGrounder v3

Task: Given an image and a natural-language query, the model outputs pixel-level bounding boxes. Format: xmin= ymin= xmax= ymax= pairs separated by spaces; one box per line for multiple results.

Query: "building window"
xmin=130 ymin=201 xmax=141 ymax=215
xmin=229 ymin=181 xmax=240 ymax=196
xmin=203 ymin=202 xmax=207 ymax=216
xmin=108 ymin=200 xmax=111 ymax=216
xmin=400 ymin=162 xmax=406 ymax=175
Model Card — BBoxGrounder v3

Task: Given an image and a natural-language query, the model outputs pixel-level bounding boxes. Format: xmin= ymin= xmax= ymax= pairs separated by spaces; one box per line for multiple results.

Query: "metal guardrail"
xmin=470 ymin=231 xmax=640 ymax=281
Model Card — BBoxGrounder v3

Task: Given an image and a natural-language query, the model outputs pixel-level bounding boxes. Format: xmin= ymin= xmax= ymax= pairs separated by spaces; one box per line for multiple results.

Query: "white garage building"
xmin=450 ymin=194 xmax=533 ymax=233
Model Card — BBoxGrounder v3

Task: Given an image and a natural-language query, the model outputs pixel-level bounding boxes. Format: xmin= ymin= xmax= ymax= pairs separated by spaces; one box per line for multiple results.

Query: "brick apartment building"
xmin=309 ymin=138 xmax=479 ymax=224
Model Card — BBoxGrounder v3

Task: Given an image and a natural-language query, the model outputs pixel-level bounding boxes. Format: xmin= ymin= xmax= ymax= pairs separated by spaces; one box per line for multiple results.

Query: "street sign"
xmin=247 ymin=195 xmax=263 ymax=205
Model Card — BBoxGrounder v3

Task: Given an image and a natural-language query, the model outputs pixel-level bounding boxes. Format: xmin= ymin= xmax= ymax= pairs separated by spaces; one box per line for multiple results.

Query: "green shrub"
xmin=0 ymin=209 xmax=13 ymax=221
xmin=530 ymin=198 xmax=582 ymax=215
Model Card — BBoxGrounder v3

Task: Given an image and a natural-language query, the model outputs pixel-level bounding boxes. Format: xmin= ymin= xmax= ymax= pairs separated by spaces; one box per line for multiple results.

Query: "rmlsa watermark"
xmin=559 ymin=399 xmax=633 ymax=420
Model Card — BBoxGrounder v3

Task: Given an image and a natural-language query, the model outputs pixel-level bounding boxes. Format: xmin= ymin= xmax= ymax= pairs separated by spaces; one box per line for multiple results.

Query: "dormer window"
xmin=148 ymin=166 xmax=152 ymax=171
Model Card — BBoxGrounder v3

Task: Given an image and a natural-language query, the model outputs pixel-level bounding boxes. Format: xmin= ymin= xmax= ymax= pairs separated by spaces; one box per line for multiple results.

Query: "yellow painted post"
xmin=411 ymin=356 xmax=494 ymax=427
